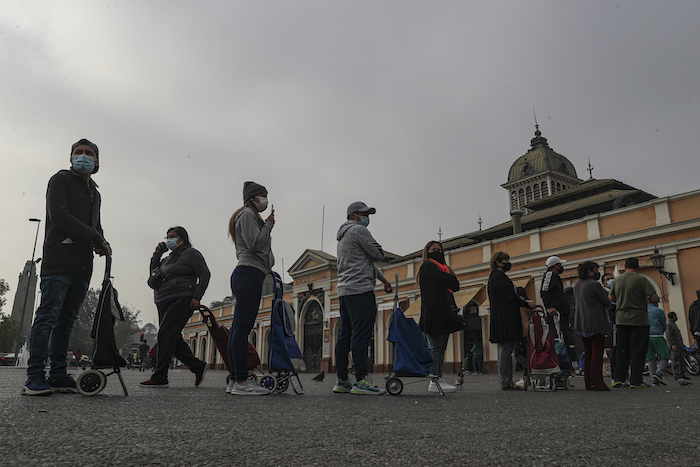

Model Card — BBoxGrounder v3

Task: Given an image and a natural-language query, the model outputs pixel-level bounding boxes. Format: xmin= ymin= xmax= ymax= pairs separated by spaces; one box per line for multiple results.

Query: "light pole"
xmin=14 ymin=218 xmax=42 ymax=361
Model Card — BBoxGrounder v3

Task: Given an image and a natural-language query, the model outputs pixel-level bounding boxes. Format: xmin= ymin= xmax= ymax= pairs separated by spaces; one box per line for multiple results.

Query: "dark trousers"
xmin=153 ymin=297 xmax=203 ymax=383
xmin=614 ymin=325 xmax=650 ymax=385
xmin=336 ymin=291 xmax=377 ymax=381
xmin=560 ymin=314 xmax=578 ymax=362
xmin=228 ymin=266 xmax=265 ymax=382
xmin=582 ymin=334 xmax=607 ymax=389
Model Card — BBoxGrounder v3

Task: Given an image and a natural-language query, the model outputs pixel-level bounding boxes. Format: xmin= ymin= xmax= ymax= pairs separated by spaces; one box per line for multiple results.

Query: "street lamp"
xmin=13 ymin=218 xmax=42 ymax=361
xmin=650 ymin=247 xmax=676 ymax=286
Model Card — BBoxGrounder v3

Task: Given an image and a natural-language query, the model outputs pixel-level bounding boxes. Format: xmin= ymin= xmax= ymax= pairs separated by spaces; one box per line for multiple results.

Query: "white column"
xmin=530 ymin=231 xmax=541 ymax=253
xmin=587 ymin=217 xmax=601 ymax=241
xmin=655 ymin=201 xmax=671 ymax=226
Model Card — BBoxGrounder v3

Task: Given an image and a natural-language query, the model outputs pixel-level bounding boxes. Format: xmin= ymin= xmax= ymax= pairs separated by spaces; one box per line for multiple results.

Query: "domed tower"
xmin=502 ymin=125 xmax=583 ymax=213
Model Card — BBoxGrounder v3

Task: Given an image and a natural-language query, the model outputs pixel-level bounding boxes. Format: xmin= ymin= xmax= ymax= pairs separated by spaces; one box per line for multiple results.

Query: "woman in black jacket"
xmin=488 ymin=251 xmax=533 ymax=390
xmin=418 ymin=241 xmax=461 ymax=393
xmin=141 ymin=226 xmax=211 ymax=389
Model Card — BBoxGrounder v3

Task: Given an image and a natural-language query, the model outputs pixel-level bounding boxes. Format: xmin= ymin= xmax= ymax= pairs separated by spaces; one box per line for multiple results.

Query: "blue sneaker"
xmin=21 ymin=376 xmax=54 ymax=396
xmin=48 ymin=374 xmax=79 ymax=393
xmin=350 ymin=377 xmax=386 ymax=395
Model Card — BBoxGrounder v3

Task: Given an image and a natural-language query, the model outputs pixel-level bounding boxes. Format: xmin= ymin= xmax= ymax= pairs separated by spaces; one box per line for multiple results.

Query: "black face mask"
xmin=428 ymin=250 xmax=445 ymax=264
xmin=593 ymin=272 xmax=601 ymax=281
xmin=500 ymin=262 xmax=512 ymax=272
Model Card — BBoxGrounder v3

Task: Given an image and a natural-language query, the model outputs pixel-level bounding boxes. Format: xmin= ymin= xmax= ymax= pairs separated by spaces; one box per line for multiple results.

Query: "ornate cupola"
xmin=501 ymin=125 xmax=583 ymax=213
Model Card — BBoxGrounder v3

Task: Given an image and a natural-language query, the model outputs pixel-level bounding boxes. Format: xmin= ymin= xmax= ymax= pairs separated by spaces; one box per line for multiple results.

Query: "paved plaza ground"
xmin=1 ymin=367 xmax=698 ymax=466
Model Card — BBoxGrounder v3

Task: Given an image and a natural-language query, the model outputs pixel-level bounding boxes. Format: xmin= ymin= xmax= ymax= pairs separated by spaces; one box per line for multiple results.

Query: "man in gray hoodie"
xmin=334 ymin=202 xmax=392 ymax=395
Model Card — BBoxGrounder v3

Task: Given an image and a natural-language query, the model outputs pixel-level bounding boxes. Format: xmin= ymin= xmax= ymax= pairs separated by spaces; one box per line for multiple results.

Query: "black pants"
xmin=560 ymin=314 xmax=578 ymax=362
xmin=614 ymin=325 xmax=650 ymax=385
xmin=153 ymin=297 xmax=204 ymax=383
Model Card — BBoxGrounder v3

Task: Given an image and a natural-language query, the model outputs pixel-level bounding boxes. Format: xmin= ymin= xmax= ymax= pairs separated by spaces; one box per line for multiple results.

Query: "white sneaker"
xmin=428 ymin=378 xmax=456 ymax=393
xmin=225 ymin=379 xmax=235 ymax=394
xmin=231 ymin=377 xmax=270 ymax=396
xmin=438 ymin=377 xmax=457 ymax=393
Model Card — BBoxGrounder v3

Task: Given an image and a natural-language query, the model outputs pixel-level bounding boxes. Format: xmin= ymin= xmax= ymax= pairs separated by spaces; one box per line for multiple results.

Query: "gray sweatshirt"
xmin=234 ymin=207 xmax=275 ymax=274
xmin=336 ymin=220 xmax=387 ymax=297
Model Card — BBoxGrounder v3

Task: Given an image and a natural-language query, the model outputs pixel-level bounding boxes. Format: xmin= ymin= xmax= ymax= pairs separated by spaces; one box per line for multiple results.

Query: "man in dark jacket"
xmin=666 ymin=312 xmax=691 ymax=385
xmin=21 ymin=139 xmax=110 ymax=396
xmin=688 ymin=290 xmax=700 ymax=347
xmin=540 ymin=256 xmax=577 ymax=364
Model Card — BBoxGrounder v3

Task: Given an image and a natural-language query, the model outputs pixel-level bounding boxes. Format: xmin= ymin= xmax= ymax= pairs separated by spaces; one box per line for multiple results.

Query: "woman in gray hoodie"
xmin=226 ymin=181 xmax=275 ymax=396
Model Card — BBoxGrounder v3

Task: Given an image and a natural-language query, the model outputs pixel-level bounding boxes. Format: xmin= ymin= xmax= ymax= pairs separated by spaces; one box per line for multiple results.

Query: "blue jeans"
xmin=27 ymin=274 xmax=90 ymax=380
xmin=228 ymin=266 xmax=265 ymax=382
xmin=425 ymin=333 xmax=449 ymax=377
xmin=336 ymin=291 xmax=376 ymax=381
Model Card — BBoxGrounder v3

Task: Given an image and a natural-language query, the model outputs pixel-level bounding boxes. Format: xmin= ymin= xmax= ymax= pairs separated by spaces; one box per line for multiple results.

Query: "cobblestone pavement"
xmin=1 ymin=367 xmax=698 ymax=466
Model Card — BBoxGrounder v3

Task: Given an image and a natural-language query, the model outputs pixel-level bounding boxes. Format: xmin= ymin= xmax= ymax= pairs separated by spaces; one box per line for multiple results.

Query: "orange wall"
xmin=382 ymin=264 xmax=408 ymax=282
xmin=669 ymin=196 xmax=700 ymax=224
xmin=491 ymin=236 xmax=530 ymax=258
xmin=450 ymin=248 xmax=484 ymax=270
xmin=540 ymin=223 xmax=588 ymax=251
xmin=678 ymin=246 xmax=700 ymax=338
xmin=599 ymin=206 xmax=656 ymax=238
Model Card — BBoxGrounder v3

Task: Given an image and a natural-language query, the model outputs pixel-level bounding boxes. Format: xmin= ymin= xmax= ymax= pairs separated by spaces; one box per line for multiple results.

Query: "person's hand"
xmin=526 ymin=300 xmax=535 ymax=309
xmin=94 ymin=241 xmax=112 ymax=256
xmin=266 ymin=208 xmax=275 ymax=225
xmin=383 ymin=281 xmax=393 ymax=293
xmin=547 ymin=307 xmax=558 ymax=316
xmin=155 ymin=242 xmax=168 ymax=254
xmin=190 ymin=298 xmax=201 ymax=309
xmin=672 ymin=345 xmax=678 ymax=351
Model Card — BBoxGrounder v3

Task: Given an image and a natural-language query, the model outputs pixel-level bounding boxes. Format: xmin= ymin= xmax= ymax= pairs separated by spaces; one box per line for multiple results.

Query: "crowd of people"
xmin=20 ymin=138 xmax=699 ymax=397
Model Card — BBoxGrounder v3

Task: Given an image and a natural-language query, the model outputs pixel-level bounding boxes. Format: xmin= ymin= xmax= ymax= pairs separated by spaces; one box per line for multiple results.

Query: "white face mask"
xmin=165 ymin=238 xmax=179 ymax=250
xmin=253 ymin=196 xmax=268 ymax=212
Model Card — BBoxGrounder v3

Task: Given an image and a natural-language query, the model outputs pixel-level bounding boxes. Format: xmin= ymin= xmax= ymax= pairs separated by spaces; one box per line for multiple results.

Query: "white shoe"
xmin=231 ymin=377 xmax=270 ymax=396
xmin=225 ymin=379 xmax=235 ymax=394
xmin=438 ymin=377 xmax=457 ymax=393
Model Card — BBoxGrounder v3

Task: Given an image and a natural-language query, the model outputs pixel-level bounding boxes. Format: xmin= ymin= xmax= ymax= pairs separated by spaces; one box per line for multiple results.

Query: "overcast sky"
xmin=2 ymin=1 xmax=699 ymax=328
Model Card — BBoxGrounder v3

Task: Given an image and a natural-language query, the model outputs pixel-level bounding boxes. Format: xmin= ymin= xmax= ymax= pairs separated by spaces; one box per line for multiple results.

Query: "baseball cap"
xmin=545 ymin=256 xmax=567 ymax=268
xmin=346 ymin=201 xmax=376 ymax=217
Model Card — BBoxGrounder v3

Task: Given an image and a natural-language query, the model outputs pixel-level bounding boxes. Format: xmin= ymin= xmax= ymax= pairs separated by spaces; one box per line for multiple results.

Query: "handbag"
xmin=147 ymin=267 xmax=166 ymax=290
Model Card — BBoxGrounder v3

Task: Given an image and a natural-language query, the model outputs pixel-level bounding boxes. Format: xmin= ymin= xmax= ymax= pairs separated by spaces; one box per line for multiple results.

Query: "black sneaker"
xmin=653 ymin=374 xmax=667 ymax=386
xmin=48 ymin=374 xmax=79 ymax=393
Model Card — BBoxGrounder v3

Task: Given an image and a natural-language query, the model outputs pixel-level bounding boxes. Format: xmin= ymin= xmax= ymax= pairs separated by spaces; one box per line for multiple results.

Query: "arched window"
xmin=511 ymin=191 xmax=518 ymax=209
xmin=533 ymin=183 xmax=541 ymax=201
xmin=556 ymin=182 xmax=561 ymax=192
xmin=525 ymin=185 xmax=533 ymax=204
xmin=518 ymin=188 xmax=526 ymax=207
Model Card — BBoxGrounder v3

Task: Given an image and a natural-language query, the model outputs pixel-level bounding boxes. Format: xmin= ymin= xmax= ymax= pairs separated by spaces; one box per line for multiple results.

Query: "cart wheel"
xmin=386 ymin=377 xmax=403 ymax=395
xmin=276 ymin=376 xmax=289 ymax=393
xmin=77 ymin=370 xmax=106 ymax=396
xmin=565 ymin=378 xmax=571 ymax=390
xmin=291 ymin=374 xmax=304 ymax=395
xmin=259 ymin=375 xmax=277 ymax=393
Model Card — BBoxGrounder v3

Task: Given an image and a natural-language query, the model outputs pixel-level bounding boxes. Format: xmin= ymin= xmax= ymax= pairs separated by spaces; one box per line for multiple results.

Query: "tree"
xmin=0 ymin=278 xmax=9 ymax=312
xmin=68 ymin=287 xmax=142 ymax=358
xmin=0 ymin=315 xmax=20 ymax=352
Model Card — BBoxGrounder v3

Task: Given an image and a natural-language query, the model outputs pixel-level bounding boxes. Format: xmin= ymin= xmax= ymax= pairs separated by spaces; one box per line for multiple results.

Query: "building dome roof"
xmin=507 ymin=127 xmax=578 ymax=182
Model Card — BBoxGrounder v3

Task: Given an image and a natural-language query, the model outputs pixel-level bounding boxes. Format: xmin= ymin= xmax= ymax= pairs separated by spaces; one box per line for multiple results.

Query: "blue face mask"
xmin=358 ymin=216 xmax=370 ymax=227
xmin=607 ymin=279 xmax=614 ymax=288
xmin=165 ymin=238 xmax=179 ymax=250
xmin=72 ymin=155 xmax=96 ymax=174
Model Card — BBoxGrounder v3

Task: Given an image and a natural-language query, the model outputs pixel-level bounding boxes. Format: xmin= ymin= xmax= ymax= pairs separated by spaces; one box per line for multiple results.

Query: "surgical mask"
xmin=358 ymin=216 xmax=370 ymax=227
xmin=253 ymin=196 xmax=268 ymax=212
xmin=72 ymin=155 xmax=95 ymax=174
xmin=500 ymin=262 xmax=512 ymax=272
xmin=607 ymin=279 xmax=614 ymax=288
xmin=165 ymin=238 xmax=179 ymax=250
xmin=593 ymin=272 xmax=601 ymax=281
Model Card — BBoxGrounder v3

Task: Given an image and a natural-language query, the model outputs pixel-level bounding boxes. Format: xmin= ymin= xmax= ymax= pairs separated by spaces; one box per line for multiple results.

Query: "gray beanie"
xmin=243 ymin=181 xmax=267 ymax=202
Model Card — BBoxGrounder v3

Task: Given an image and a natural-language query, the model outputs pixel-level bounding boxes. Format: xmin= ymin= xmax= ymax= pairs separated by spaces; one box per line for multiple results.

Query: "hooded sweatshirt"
xmin=234 ymin=207 xmax=275 ymax=274
xmin=336 ymin=220 xmax=386 ymax=297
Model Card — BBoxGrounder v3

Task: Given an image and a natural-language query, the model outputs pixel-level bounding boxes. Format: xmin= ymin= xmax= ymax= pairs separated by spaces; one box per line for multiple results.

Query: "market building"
xmin=183 ymin=127 xmax=700 ymax=375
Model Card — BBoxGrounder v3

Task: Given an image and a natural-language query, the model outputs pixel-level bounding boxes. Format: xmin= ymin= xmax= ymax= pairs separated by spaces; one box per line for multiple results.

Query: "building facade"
xmin=183 ymin=129 xmax=700 ymax=375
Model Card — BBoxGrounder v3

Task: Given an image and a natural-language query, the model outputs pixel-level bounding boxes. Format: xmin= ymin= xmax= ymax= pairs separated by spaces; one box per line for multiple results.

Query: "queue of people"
xmin=20 ymin=137 xmax=696 ymax=397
